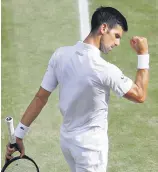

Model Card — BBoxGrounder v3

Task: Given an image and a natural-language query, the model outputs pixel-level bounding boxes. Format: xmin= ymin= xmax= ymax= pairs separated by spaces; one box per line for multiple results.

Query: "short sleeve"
xmin=41 ymin=52 xmax=58 ymax=92
xmin=105 ymin=64 xmax=133 ymax=97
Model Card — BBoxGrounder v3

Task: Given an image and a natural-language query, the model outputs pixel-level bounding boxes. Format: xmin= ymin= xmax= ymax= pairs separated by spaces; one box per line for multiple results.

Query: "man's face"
xmin=99 ymin=24 xmax=123 ymax=54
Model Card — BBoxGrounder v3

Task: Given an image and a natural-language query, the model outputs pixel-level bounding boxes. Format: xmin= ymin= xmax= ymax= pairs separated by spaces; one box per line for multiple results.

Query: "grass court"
xmin=1 ymin=0 xmax=158 ymax=171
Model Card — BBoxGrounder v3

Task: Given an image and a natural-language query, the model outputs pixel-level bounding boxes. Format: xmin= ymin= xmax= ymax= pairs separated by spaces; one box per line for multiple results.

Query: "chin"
xmin=101 ymin=49 xmax=109 ymax=54
xmin=100 ymin=44 xmax=110 ymax=54
xmin=103 ymin=51 xmax=108 ymax=54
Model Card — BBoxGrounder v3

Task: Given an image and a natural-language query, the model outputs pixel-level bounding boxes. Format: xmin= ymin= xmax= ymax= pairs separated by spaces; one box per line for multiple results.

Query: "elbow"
xmin=136 ymin=95 xmax=146 ymax=103
xmin=135 ymin=88 xmax=147 ymax=103
xmin=124 ymin=85 xmax=147 ymax=103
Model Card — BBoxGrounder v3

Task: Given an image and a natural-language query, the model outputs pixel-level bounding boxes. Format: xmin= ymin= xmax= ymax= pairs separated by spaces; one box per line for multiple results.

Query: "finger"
xmin=5 ymin=154 xmax=14 ymax=160
xmin=17 ymin=143 xmax=25 ymax=158
xmin=7 ymin=149 xmax=16 ymax=155
xmin=7 ymin=150 xmax=15 ymax=156
xmin=6 ymin=143 xmax=17 ymax=151
xmin=131 ymin=37 xmax=138 ymax=43
xmin=20 ymin=147 xmax=25 ymax=158
xmin=15 ymin=137 xmax=25 ymax=157
xmin=7 ymin=146 xmax=16 ymax=152
xmin=132 ymin=36 xmax=139 ymax=40
xmin=7 ymin=147 xmax=16 ymax=155
xmin=132 ymin=40 xmax=136 ymax=44
xmin=20 ymin=152 xmax=25 ymax=158
xmin=130 ymin=39 xmax=136 ymax=47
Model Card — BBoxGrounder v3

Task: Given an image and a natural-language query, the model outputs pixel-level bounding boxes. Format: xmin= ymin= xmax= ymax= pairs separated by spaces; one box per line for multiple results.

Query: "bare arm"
xmin=124 ymin=36 xmax=149 ymax=103
xmin=124 ymin=69 xmax=149 ymax=103
xmin=21 ymin=87 xmax=51 ymax=126
xmin=6 ymin=52 xmax=58 ymax=159
xmin=6 ymin=87 xmax=51 ymax=159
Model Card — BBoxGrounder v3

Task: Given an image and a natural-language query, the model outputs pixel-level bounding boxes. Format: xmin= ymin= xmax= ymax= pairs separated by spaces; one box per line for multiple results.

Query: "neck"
xmin=83 ymin=32 xmax=101 ymax=50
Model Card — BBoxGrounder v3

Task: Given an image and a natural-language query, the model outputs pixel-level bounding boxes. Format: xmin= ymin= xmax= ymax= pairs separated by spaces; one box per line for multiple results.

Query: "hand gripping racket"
xmin=1 ymin=117 xmax=40 ymax=172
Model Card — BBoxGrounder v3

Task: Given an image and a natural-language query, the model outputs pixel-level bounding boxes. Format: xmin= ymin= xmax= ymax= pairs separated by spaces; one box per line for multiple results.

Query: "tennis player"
xmin=6 ymin=7 xmax=149 ymax=172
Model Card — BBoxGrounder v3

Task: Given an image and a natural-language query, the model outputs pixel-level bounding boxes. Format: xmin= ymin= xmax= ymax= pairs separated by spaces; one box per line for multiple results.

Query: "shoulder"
xmin=50 ymin=47 xmax=66 ymax=58
xmin=107 ymin=62 xmax=123 ymax=74
xmin=52 ymin=45 xmax=74 ymax=59
xmin=98 ymin=57 xmax=122 ymax=75
xmin=55 ymin=45 xmax=74 ymax=55
xmin=96 ymin=56 xmax=122 ymax=73
xmin=49 ymin=46 xmax=73 ymax=63
xmin=102 ymin=62 xmax=124 ymax=82
xmin=92 ymin=56 xmax=109 ymax=71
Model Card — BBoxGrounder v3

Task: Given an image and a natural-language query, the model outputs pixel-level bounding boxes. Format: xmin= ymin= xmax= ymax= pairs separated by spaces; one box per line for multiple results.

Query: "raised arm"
xmin=124 ymin=37 xmax=149 ymax=103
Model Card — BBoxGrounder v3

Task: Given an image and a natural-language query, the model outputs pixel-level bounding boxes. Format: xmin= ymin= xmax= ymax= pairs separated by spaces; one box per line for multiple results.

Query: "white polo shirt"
xmin=41 ymin=41 xmax=133 ymax=132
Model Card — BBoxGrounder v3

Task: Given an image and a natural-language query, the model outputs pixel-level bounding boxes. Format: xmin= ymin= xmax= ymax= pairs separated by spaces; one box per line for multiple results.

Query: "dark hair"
xmin=91 ymin=6 xmax=128 ymax=32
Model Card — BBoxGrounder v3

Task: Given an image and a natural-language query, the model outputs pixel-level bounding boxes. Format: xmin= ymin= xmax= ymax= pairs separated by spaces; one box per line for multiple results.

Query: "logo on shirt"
xmin=76 ymin=51 xmax=83 ymax=56
xmin=20 ymin=127 xmax=24 ymax=130
xmin=121 ymin=75 xmax=128 ymax=83
xmin=121 ymin=75 xmax=125 ymax=79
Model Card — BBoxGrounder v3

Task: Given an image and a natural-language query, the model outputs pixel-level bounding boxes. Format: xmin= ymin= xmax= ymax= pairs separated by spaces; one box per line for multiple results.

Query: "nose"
xmin=115 ymin=39 xmax=120 ymax=46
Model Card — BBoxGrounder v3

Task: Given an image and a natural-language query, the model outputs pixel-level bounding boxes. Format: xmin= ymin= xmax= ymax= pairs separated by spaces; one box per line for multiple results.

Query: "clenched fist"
xmin=130 ymin=36 xmax=148 ymax=55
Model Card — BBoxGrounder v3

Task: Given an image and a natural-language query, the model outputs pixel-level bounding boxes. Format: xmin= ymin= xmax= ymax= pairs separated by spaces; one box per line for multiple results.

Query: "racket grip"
xmin=5 ymin=143 xmax=20 ymax=162
xmin=5 ymin=117 xmax=16 ymax=144
xmin=10 ymin=143 xmax=20 ymax=152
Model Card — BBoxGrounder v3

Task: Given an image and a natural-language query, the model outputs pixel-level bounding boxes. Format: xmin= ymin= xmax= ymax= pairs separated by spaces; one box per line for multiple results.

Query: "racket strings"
xmin=4 ymin=159 xmax=38 ymax=172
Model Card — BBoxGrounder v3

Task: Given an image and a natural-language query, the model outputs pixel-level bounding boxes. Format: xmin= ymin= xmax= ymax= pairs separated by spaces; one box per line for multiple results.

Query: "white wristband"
xmin=137 ymin=54 xmax=149 ymax=69
xmin=15 ymin=122 xmax=29 ymax=139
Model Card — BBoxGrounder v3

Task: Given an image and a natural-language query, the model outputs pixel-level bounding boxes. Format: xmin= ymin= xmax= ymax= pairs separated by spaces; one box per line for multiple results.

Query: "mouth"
xmin=109 ymin=47 xmax=113 ymax=51
xmin=109 ymin=46 xmax=115 ymax=51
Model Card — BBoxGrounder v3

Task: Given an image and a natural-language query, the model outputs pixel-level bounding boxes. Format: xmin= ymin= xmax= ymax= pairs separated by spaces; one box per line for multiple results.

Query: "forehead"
xmin=110 ymin=25 xmax=124 ymax=36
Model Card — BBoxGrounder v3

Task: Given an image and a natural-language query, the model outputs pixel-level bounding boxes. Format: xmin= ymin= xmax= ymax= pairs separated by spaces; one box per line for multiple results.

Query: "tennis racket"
xmin=1 ymin=117 xmax=40 ymax=172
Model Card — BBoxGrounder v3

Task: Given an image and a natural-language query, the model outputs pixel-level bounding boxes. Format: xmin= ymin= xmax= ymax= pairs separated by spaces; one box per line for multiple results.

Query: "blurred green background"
xmin=1 ymin=0 xmax=158 ymax=171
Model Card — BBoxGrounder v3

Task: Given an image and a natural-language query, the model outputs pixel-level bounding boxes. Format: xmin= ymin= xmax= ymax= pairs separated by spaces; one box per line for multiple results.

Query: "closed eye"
xmin=115 ymin=34 xmax=121 ymax=39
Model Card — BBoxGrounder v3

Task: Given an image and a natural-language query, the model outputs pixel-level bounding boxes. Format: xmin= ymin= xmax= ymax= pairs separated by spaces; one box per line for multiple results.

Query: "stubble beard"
xmin=100 ymin=42 xmax=109 ymax=54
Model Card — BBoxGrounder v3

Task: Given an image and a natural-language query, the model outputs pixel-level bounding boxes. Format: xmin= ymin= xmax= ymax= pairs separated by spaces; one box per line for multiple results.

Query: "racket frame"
xmin=1 ymin=155 xmax=40 ymax=172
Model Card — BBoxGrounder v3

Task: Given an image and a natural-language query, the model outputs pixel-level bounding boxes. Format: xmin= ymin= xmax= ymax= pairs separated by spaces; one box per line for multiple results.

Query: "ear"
xmin=100 ymin=24 xmax=109 ymax=35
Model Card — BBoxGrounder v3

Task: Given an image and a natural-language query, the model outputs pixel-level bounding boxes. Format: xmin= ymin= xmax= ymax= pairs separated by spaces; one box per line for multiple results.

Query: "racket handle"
xmin=5 ymin=117 xmax=21 ymax=163
xmin=5 ymin=143 xmax=20 ymax=163
xmin=5 ymin=117 xmax=16 ymax=144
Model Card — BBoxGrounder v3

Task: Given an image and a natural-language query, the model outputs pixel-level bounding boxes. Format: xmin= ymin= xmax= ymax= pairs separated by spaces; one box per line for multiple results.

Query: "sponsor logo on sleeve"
xmin=20 ymin=126 xmax=24 ymax=130
xmin=121 ymin=75 xmax=125 ymax=79
xmin=76 ymin=51 xmax=83 ymax=56
xmin=121 ymin=75 xmax=128 ymax=83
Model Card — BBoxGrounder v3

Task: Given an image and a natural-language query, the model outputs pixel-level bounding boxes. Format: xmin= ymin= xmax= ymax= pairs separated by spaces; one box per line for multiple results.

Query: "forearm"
xmin=124 ymin=36 xmax=150 ymax=103
xmin=135 ymin=69 xmax=149 ymax=100
xmin=21 ymin=94 xmax=48 ymax=126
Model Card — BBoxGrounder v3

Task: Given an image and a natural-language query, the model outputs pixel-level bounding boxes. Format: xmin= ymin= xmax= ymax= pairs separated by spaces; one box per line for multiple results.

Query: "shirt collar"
xmin=76 ymin=41 xmax=100 ymax=56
